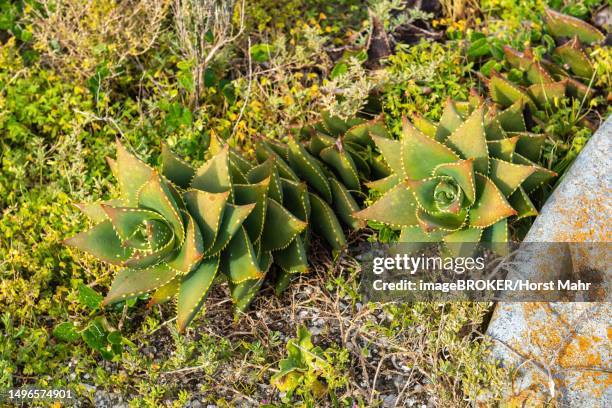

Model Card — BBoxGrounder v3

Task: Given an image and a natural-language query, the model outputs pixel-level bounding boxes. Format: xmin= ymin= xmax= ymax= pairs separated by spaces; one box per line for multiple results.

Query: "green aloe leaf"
xmin=508 ymin=187 xmax=538 ymax=219
xmin=495 ymin=101 xmax=527 ymax=132
xmin=482 ymin=219 xmax=508 ymax=243
xmin=256 ymin=141 xmax=299 ymax=182
xmin=399 ymin=226 xmax=444 ymax=243
xmin=416 ymin=207 xmax=467 ymax=232
xmin=436 ymin=99 xmax=463 ymax=142
xmin=274 ymin=235 xmax=308 ymax=274
xmin=402 ymin=119 xmax=459 ymax=179
xmin=147 ymin=277 xmax=179 ymax=307
xmin=512 ymin=153 xmax=557 ymax=192
xmin=527 ymin=81 xmax=567 ymax=108
xmin=412 ymin=114 xmax=437 ymax=139
xmin=101 ymin=206 xmax=165 ymax=249
xmin=353 ymin=183 xmax=419 ymax=227
xmin=544 ymin=7 xmax=604 ymax=44
xmin=329 ymin=178 xmax=364 ymax=229
xmin=233 ymin=178 xmax=270 ymax=241
xmin=512 ymin=132 xmax=546 ymax=162
xmin=114 ymin=141 xmax=154 ymax=206
xmin=442 ymin=228 xmax=482 ymax=257
xmin=308 ymin=193 xmax=346 ymax=250
xmin=75 ymin=199 xmax=122 ymax=223
xmin=161 ymin=142 xmax=195 ymax=189
xmin=247 ymin=157 xmax=283 ymax=204
xmin=371 ymin=135 xmax=403 ymax=177
xmin=445 ymin=106 xmax=489 ymax=174
xmin=433 ymin=159 xmax=476 ymax=205
xmin=280 ymin=178 xmax=310 ymax=222
xmin=184 ymin=190 xmax=228 ymax=252
xmin=308 ymin=132 xmax=335 ymax=156
xmin=287 ymin=138 xmax=332 ymax=203
xmin=102 ymin=262 xmax=178 ymax=306
xmin=319 ymin=145 xmax=361 ymax=191
xmin=138 ymin=171 xmax=185 ymax=245
xmin=191 ymin=146 xmax=231 ymax=193
xmin=564 ymin=76 xmax=594 ymax=101
xmin=488 ymin=75 xmax=534 ymax=109
xmin=468 ymin=174 xmax=516 ymax=228
xmin=177 ymin=256 xmax=220 ymax=332
xmin=365 ymin=174 xmax=400 ymax=194
xmin=320 ymin=112 xmax=353 ymax=135
xmin=167 ymin=211 xmax=204 ymax=274
xmin=487 ymin=137 xmax=518 ymax=161
xmin=489 ymin=159 xmax=536 ymax=196
xmin=224 ymin=227 xmax=265 ymax=284
xmin=230 ymin=277 xmax=264 ymax=313
xmin=260 ymin=199 xmax=307 ymax=251
xmin=344 ymin=115 xmax=389 ymax=147
xmin=64 ymin=221 xmax=132 ymax=265
xmin=205 ymin=203 xmax=255 ymax=257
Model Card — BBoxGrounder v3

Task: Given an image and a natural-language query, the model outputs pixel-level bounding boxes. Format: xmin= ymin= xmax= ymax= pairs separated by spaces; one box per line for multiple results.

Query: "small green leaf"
xmin=53 ymin=322 xmax=80 ymax=343
xmin=250 ymin=43 xmax=274 ymax=62
xmin=78 ymin=283 xmax=103 ymax=310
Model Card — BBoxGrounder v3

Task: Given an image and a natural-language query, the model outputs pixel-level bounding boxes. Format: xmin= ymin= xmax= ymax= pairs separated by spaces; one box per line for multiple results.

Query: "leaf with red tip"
xmin=553 ymin=37 xmax=594 ymax=79
xmin=353 ymin=183 xmax=419 ymax=228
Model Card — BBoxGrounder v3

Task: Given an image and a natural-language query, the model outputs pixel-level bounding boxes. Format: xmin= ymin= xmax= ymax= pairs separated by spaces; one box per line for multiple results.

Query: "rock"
xmin=382 ymin=393 xmax=397 ymax=407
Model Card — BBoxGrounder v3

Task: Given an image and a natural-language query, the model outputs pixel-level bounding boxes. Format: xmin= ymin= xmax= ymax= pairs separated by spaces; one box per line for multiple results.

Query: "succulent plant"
xmin=65 ymin=137 xmax=367 ymax=331
xmin=353 ymin=98 xmax=557 ymax=248
xmin=487 ymin=8 xmax=604 ymax=111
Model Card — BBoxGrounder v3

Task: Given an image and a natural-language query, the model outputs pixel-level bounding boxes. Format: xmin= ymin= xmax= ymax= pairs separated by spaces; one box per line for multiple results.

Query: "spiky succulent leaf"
xmin=543 ymin=7 xmax=605 ymax=44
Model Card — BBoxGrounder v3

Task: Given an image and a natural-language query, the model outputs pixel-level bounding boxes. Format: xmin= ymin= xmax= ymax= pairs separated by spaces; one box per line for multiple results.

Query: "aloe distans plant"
xmin=488 ymin=8 xmax=605 ymax=111
xmin=353 ymin=98 xmax=556 ymax=247
xmin=65 ymin=138 xmax=367 ymax=330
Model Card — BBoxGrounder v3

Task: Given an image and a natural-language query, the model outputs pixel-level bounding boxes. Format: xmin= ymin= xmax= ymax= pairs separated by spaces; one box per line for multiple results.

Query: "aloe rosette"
xmin=488 ymin=8 xmax=604 ymax=111
xmin=353 ymin=98 xmax=557 ymax=247
xmin=65 ymin=137 xmax=366 ymax=330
